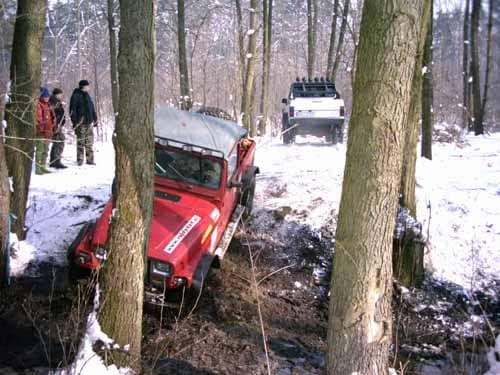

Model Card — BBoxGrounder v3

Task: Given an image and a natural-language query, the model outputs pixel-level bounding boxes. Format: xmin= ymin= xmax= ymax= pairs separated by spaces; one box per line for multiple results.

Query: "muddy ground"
xmin=0 ymin=209 xmax=498 ymax=374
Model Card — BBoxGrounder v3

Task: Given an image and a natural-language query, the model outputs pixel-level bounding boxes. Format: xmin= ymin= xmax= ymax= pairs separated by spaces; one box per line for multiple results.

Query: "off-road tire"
xmin=241 ymin=177 xmax=256 ymax=219
xmin=282 ymin=113 xmax=293 ymax=144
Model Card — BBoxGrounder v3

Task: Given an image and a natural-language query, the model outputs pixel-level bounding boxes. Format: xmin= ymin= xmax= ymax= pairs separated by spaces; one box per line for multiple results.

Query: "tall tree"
xmin=326 ymin=0 xmax=423 ymax=373
xmin=306 ymin=0 xmax=318 ymax=79
xmin=401 ymin=0 xmax=432 ymax=217
xmin=326 ymin=0 xmax=339 ymax=79
xmin=259 ymin=0 xmax=273 ymax=135
xmin=396 ymin=0 xmax=432 ymax=288
xmin=421 ymin=0 xmax=433 ymax=160
xmin=4 ymin=0 xmax=47 ymax=239
xmin=331 ymin=0 xmax=350 ymax=82
xmin=241 ymin=0 xmax=258 ymax=135
xmin=462 ymin=0 xmax=471 ymax=129
xmin=98 ymin=0 xmax=155 ymax=371
xmin=0 ymin=132 xmax=9 ymax=288
xmin=107 ymin=0 xmax=119 ymax=116
xmin=235 ymin=0 xmax=246 ymax=94
xmin=177 ymin=0 xmax=191 ymax=110
xmin=480 ymin=0 xmax=494 ymax=131
xmin=470 ymin=0 xmax=482 ymax=135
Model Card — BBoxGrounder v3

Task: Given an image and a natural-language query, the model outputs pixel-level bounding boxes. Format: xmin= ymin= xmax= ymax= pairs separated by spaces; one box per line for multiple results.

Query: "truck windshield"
xmin=154 ymin=147 xmax=222 ymax=190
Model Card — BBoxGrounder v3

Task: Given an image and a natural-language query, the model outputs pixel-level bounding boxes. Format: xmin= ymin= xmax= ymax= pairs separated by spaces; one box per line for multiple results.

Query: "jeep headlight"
xmin=150 ymin=261 xmax=172 ymax=278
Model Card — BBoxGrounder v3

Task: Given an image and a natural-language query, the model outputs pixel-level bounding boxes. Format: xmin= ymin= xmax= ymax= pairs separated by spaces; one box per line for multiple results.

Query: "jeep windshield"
xmin=154 ymin=147 xmax=222 ymax=190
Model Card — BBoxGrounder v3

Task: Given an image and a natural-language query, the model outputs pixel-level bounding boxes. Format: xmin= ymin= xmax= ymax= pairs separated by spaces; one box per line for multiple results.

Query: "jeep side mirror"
xmin=228 ymin=179 xmax=243 ymax=189
xmin=281 ymin=98 xmax=288 ymax=104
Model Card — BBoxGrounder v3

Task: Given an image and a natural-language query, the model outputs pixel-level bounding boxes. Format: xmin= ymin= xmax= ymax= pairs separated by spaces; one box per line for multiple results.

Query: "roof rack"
xmin=155 ymin=136 xmax=225 ymax=159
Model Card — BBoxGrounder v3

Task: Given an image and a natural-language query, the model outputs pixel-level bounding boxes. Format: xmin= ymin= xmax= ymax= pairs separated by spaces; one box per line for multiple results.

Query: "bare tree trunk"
xmin=326 ymin=1 xmax=423 ymax=373
xmin=177 ymin=0 xmax=191 ymax=110
xmin=462 ymin=0 xmax=471 ymax=129
xmin=235 ymin=0 xmax=246 ymax=95
xmin=98 ymin=0 xmax=155 ymax=371
xmin=331 ymin=0 xmax=350 ymax=82
xmin=470 ymin=0 xmax=483 ymax=135
xmin=400 ymin=0 xmax=432 ymax=218
xmin=259 ymin=0 xmax=272 ymax=135
xmin=421 ymin=0 xmax=433 ymax=160
xmin=107 ymin=0 xmax=119 ymax=116
xmin=307 ymin=0 xmax=317 ymax=79
xmin=241 ymin=0 xmax=258 ymax=135
xmin=4 ymin=0 xmax=47 ymax=239
xmin=396 ymin=0 xmax=432 ymax=288
xmin=326 ymin=0 xmax=340 ymax=78
xmin=481 ymin=0 xmax=494 ymax=130
xmin=0 ymin=133 xmax=9 ymax=288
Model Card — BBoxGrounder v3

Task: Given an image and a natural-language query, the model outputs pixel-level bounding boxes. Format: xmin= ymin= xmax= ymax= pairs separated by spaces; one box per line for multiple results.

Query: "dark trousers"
xmin=74 ymin=123 xmax=94 ymax=164
xmin=50 ymin=129 xmax=65 ymax=165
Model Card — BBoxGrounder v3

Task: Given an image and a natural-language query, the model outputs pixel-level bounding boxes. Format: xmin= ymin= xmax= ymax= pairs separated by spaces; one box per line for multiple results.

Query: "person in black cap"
xmin=49 ymin=88 xmax=67 ymax=169
xmin=69 ymin=80 xmax=97 ymax=165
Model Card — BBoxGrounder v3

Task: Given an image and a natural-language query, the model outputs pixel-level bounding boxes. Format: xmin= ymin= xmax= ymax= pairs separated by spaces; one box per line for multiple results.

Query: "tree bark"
xmin=306 ymin=0 xmax=317 ymax=79
xmin=462 ymin=0 xmax=471 ymax=129
xmin=0 ymin=132 xmax=9 ymax=288
xmin=4 ymin=0 xmax=47 ymax=239
xmin=241 ymin=0 xmax=258 ymax=135
xmin=326 ymin=1 xmax=423 ymax=374
xmin=331 ymin=0 xmax=350 ymax=82
xmin=107 ymin=0 xmax=119 ymax=116
xmin=98 ymin=0 xmax=155 ymax=371
xmin=480 ymin=0 xmax=493 ymax=130
xmin=421 ymin=0 xmax=433 ymax=160
xmin=400 ymin=0 xmax=432 ymax=218
xmin=235 ymin=0 xmax=246 ymax=95
xmin=326 ymin=0 xmax=339 ymax=79
xmin=259 ymin=0 xmax=272 ymax=135
xmin=177 ymin=0 xmax=191 ymax=110
xmin=470 ymin=0 xmax=482 ymax=135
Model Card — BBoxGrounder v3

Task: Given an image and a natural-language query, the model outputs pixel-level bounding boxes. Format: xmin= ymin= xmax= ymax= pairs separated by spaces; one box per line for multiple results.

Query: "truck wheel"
xmin=282 ymin=113 xmax=292 ymax=144
xmin=337 ymin=124 xmax=345 ymax=144
xmin=242 ymin=177 xmax=256 ymax=219
xmin=327 ymin=126 xmax=339 ymax=145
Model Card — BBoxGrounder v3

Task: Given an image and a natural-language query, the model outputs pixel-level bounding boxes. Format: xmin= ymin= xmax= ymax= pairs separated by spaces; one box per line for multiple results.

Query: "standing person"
xmin=69 ymin=80 xmax=97 ymax=166
xmin=35 ymin=87 xmax=53 ymax=175
xmin=49 ymin=88 xmax=67 ymax=169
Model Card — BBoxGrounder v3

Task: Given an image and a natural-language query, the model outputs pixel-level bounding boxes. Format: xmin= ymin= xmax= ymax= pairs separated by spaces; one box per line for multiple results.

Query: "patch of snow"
xmin=294 ymin=281 xmax=302 ymax=288
xmin=52 ymin=284 xmax=132 ymax=375
xmin=246 ymin=53 xmax=253 ymax=59
xmin=483 ymin=335 xmax=500 ymax=375
xmin=422 ymin=66 xmax=428 ymax=74
xmin=9 ymin=141 xmax=114 ymax=277
xmin=246 ymin=29 xmax=255 ymax=35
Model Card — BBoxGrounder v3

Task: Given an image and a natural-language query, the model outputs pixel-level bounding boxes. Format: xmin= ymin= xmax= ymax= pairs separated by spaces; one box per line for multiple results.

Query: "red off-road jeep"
xmin=68 ymin=108 xmax=258 ymax=303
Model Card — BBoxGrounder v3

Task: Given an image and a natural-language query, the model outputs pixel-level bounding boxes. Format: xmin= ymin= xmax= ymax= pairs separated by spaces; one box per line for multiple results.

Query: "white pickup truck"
xmin=281 ymin=79 xmax=345 ymax=144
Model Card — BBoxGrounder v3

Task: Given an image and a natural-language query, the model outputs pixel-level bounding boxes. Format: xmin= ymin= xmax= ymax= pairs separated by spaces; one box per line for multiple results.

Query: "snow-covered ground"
xmin=254 ymin=133 xmax=500 ymax=290
xmin=9 ymin=141 xmax=115 ymax=276
xmin=10 ymin=133 xmax=500 ymax=291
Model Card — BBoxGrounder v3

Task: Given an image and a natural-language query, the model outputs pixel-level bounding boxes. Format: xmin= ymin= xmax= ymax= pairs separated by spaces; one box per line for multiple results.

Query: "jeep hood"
xmin=147 ymin=191 xmax=218 ymax=265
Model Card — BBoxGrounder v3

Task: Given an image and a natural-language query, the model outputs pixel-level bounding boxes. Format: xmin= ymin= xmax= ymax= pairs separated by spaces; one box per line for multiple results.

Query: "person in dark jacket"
xmin=49 ymin=88 xmax=67 ymax=169
xmin=35 ymin=87 xmax=53 ymax=175
xmin=69 ymin=80 xmax=97 ymax=165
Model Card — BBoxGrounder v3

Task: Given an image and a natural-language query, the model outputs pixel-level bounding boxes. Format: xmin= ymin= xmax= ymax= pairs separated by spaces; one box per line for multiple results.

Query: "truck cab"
xmin=282 ymin=77 xmax=345 ymax=144
xmin=69 ymin=108 xmax=258 ymax=303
